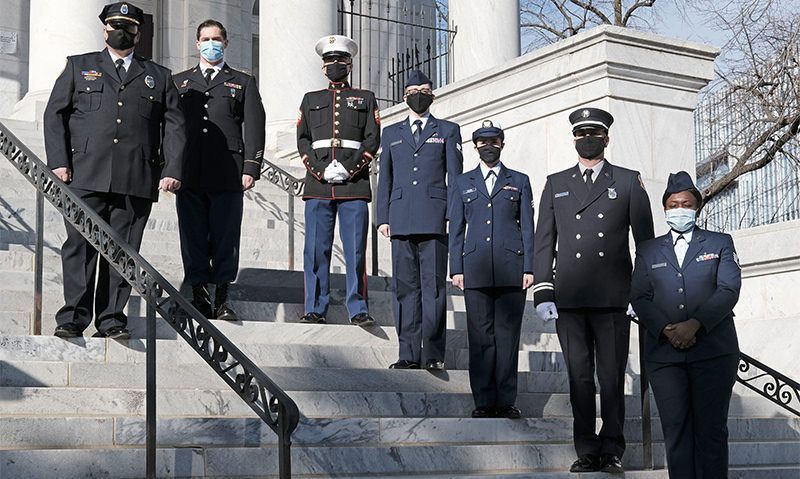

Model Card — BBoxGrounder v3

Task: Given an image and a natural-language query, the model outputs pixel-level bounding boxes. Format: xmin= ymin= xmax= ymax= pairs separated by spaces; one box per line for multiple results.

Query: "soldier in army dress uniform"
xmin=296 ymin=35 xmax=381 ymax=327
xmin=44 ymin=2 xmax=185 ymax=340
xmin=532 ymin=108 xmax=654 ymax=473
xmin=173 ymin=19 xmax=266 ymax=321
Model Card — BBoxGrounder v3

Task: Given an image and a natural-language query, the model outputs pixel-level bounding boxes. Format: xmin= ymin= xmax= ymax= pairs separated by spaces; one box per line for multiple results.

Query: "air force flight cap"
xmin=315 ymin=35 xmax=359 ymax=59
xmin=99 ymin=2 xmax=144 ymax=26
xmin=472 ymin=119 xmax=504 ymax=143
xmin=569 ymin=107 xmax=614 ymax=134
xmin=405 ymin=70 xmax=432 ymax=88
xmin=662 ymin=171 xmax=703 ymax=206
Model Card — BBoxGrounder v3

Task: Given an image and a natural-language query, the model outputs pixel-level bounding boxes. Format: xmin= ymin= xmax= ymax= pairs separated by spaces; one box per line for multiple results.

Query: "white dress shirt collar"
xmin=409 ymin=113 xmax=430 ymax=131
xmin=199 ymin=60 xmax=226 ymax=80
xmin=108 ymin=49 xmax=134 ymax=71
xmin=578 ymin=160 xmax=605 ymax=178
xmin=671 ymin=228 xmax=694 ymax=244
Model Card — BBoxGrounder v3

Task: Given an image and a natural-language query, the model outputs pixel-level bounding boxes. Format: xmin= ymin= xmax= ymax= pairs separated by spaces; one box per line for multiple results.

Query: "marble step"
xmin=2 ymin=442 xmax=796 ymax=478
xmin=0 ymin=386 xmax=785 ymax=419
xmin=1 ymin=416 xmax=797 ymax=449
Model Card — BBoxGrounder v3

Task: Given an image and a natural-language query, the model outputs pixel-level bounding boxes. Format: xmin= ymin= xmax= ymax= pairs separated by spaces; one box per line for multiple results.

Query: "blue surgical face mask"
xmin=665 ymin=207 xmax=697 ymax=233
xmin=199 ymin=40 xmax=224 ymax=62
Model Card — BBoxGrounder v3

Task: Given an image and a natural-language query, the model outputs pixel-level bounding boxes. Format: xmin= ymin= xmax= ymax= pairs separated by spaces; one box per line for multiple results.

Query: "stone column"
xmin=449 ymin=0 xmax=520 ymax=81
xmin=13 ymin=0 xmax=108 ymax=120
xmin=259 ymin=0 xmax=337 ymax=151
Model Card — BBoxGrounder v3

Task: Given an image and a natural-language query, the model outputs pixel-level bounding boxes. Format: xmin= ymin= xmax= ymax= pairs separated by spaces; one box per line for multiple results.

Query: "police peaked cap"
xmin=662 ymin=171 xmax=703 ymax=206
xmin=405 ymin=70 xmax=432 ymax=88
xmin=99 ymin=2 xmax=144 ymax=26
xmin=472 ymin=119 xmax=504 ymax=143
xmin=315 ymin=35 xmax=358 ymax=59
xmin=569 ymin=107 xmax=614 ymax=133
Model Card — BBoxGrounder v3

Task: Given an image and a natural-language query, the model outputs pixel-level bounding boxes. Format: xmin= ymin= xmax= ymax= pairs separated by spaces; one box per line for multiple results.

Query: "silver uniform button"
xmin=486 ymin=220 xmax=491 ymax=224
xmin=487 ymin=203 xmax=492 ymax=207
xmin=117 ymin=101 xmax=123 ymax=107
xmin=486 ymin=237 xmax=491 ymax=242
xmin=116 ymin=118 xmax=121 ymax=124
xmin=202 ymin=128 xmax=208 ymax=133
xmin=204 ymin=104 xmax=209 ymax=109
xmin=576 ymin=234 xmax=581 ymax=239
xmin=413 ymin=167 xmax=418 ymax=172
xmin=113 ymin=138 xmax=119 ymax=144
xmin=598 ymin=213 xmax=604 ymax=218
xmin=203 ymin=116 xmax=208 ymax=121
xmin=598 ymin=232 xmax=604 ymax=237
xmin=576 ymin=214 xmax=581 ymax=219
xmin=412 ymin=180 xmax=418 ymax=185
xmin=576 ymin=253 xmax=581 ymax=258
xmin=205 ymin=92 xmax=210 ymax=96
xmin=599 ymin=252 xmax=604 ymax=257
xmin=678 ymin=288 xmax=684 ymax=293
xmin=120 ymin=85 xmax=125 ymax=90
xmin=679 ymin=304 xmax=685 ymax=309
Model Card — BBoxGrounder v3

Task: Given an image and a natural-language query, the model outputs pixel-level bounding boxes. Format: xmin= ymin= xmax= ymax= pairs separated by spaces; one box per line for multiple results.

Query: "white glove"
xmin=626 ymin=303 xmax=636 ymax=318
xmin=536 ymin=302 xmax=559 ymax=322
xmin=323 ymin=161 xmax=348 ymax=182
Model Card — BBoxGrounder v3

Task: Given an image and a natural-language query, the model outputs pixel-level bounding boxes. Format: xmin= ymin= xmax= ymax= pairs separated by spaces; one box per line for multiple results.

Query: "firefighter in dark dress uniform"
xmin=296 ymin=35 xmax=381 ymax=326
xmin=44 ymin=2 xmax=185 ymax=340
xmin=173 ymin=19 xmax=266 ymax=321
xmin=532 ymin=107 xmax=654 ymax=473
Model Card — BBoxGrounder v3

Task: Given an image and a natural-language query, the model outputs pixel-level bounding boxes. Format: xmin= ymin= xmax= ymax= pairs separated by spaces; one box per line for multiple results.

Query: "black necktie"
xmin=413 ymin=119 xmax=423 ymax=145
xmin=115 ymin=59 xmax=127 ymax=82
xmin=584 ymin=168 xmax=594 ymax=190
xmin=204 ymin=68 xmax=214 ymax=85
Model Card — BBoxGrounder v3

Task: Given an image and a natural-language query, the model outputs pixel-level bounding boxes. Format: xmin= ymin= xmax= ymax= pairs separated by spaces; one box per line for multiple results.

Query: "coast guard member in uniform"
xmin=449 ymin=120 xmax=535 ymax=419
xmin=377 ymin=70 xmax=463 ymax=370
xmin=532 ymin=108 xmax=654 ymax=473
xmin=173 ymin=19 xmax=266 ymax=321
xmin=632 ymin=171 xmax=741 ymax=479
xmin=296 ymin=35 xmax=381 ymax=327
xmin=44 ymin=1 xmax=185 ymax=340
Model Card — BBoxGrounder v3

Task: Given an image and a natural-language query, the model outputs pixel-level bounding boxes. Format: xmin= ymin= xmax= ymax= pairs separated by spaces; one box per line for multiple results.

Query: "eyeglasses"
xmin=405 ymin=88 xmax=433 ymax=96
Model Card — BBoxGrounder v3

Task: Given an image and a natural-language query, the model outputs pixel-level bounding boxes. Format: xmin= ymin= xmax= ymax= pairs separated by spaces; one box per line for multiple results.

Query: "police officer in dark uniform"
xmin=377 ymin=70 xmax=463 ymax=370
xmin=632 ymin=172 xmax=741 ymax=479
xmin=449 ymin=120 xmax=535 ymax=419
xmin=296 ymin=35 xmax=381 ymax=326
xmin=44 ymin=2 xmax=185 ymax=340
xmin=173 ymin=19 xmax=266 ymax=321
xmin=532 ymin=108 xmax=654 ymax=473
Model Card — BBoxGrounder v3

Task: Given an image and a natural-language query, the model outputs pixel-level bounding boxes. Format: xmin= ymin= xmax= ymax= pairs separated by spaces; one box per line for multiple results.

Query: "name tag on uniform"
xmin=390 ymin=140 xmax=403 ymax=147
xmin=462 ymin=188 xmax=476 ymax=194
xmin=696 ymin=253 xmax=720 ymax=262
xmin=607 ymin=187 xmax=617 ymax=199
xmin=554 ymin=191 xmax=569 ymax=198
xmin=425 ymin=137 xmax=446 ymax=144
xmin=503 ymin=185 xmax=519 ymax=192
xmin=651 ymin=262 xmax=667 ymax=269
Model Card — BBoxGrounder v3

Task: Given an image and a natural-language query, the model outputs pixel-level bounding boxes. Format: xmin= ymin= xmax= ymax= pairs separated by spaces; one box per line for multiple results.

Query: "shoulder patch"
xmin=374 ymin=109 xmax=381 ymax=125
xmin=638 ymin=174 xmax=646 ymax=190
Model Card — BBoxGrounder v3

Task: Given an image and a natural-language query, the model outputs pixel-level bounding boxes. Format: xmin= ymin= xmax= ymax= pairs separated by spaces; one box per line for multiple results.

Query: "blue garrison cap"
xmin=569 ymin=107 xmax=614 ymax=133
xmin=99 ymin=2 xmax=144 ymax=25
xmin=405 ymin=70 xmax=432 ymax=88
xmin=663 ymin=171 xmax=703 ymax=206
xmin=472 ymin=119 xmax=504 ymax=143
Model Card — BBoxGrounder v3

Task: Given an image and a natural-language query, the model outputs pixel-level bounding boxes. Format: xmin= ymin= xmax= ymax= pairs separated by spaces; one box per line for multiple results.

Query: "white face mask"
xmin=665 ymin=208 xmax=697 ymax=233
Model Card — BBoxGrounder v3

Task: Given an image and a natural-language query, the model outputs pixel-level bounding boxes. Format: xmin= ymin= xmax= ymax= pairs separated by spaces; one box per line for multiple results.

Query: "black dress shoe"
xmin=215 ymin=304 xmax=238 ymax=321
xmin=471 ymin=407 xmax=493 ymax=418
xmin=495 ymin=405 xmax=522 ymax=419
xmin=299 ymin=312 xmax=326 ymax=324
xmin=570 ymin=455 xmax=601 ymax=473
xmin=54 ymin=323 xmax=82 ymax=338
xmin=102 ymin=326 xmax=131 ymax=340
xmin=600 ymin=455 xmax=624 ymax=473
xmin=425 ymin=359 xmax=445 ymax=371
xmin=350 ymin=313 xmax=375 ymax=327
xmin=191 ymin=284 xmax=213 ymax=318
xmin=388 ymin=360 xmax=420 ymax=369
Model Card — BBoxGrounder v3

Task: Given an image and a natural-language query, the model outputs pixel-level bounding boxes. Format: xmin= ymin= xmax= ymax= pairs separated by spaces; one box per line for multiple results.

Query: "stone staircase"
xmin=1 ymin=118 xmax=798 ymax=478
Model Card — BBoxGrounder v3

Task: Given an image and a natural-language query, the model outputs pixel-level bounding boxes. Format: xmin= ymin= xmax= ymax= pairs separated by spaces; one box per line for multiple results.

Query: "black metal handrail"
xmin=629 ymin=314 xmax=800 ymax=470
xmin=0 ymin=120 xmax=300 ymax=479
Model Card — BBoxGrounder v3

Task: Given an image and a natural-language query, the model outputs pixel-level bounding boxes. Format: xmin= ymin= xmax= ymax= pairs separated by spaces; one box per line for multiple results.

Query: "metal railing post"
xmin=33 ymin=190 xmax=44 ymax=335
xmin=638 ymin=322 xmax=653 ymax=469
xmin=146 ymin=296 xmax=157 ymax=478
xmin=287 ymin=192 xmax=295 ymax=271
xmin=278 ymin=406 xmax=292 ymax=479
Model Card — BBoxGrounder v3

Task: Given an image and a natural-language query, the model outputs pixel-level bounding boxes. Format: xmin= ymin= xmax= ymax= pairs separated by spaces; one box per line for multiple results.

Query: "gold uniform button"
xmin=334 ymin=121 xmax=340 ymax=125
xmin=113 ymin=138 xmax=119 ymax=144
xmin=335 ymin=112 xmax=340 ymax=116
xmin=335 ymin=130 xmax=340 ymax=134
xmin=336 ymin=96 xmax=341 ymax=100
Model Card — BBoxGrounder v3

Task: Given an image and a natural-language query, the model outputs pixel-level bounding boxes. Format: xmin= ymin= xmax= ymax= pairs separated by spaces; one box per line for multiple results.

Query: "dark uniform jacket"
xmin=44 ymin=49 xmax=185 ymax=200
xmin=173 ymin=64 xmax=265 ymax=191
xmin=297 ymin=81 xmax=381 ymax=201
xmin=533 ymin=161 xmax=654 ymax=308
xmin=376 ymin=115 xmax=463 ymax=236
xmin=449 ymin=164 xmax=536 ymax=289
xmin=631 ymin=228 xmax=741 ymax=362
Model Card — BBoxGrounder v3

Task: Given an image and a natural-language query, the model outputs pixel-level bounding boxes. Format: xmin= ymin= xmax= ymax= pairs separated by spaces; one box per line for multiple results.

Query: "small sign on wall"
xmin=0 ymin=31 xmax=18 ymax=54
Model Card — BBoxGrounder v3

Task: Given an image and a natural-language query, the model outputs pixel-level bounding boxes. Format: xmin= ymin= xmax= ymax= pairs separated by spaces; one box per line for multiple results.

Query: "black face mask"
xmin=325 ymin=63 xmax=349 ymax=82
xmin=478 ymin=145 xmax=502 ymax=165
xmin=406 ymin=92 xmax=434 ymax=114
xmin=106 ymin=28 xmax=136 ymax=50
xmin=575 ymin=136 xmax=606 ymax=159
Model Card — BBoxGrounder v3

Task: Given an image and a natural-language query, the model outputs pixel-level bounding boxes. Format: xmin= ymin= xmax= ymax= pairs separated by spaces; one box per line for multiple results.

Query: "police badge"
xmin=144 ymin=75 xmax=155 ymax=89
xmin=607 ymin=187 xmax=617 ymax=199
xmin=121 ymin=4 xmax=129 ymax=14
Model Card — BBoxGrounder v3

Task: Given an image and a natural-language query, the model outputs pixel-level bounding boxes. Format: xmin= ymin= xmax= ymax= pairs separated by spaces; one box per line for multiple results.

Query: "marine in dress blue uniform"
xmin=173 ymin=19 xmax=266 ymax=321
xmin=296 ymin=35 xmax=381 ymax=326
xmin=631 ymin=172 xmax=741 ymax=479
xmin=376 ymin=70 xmax=463 ymax=370
xmin=532 ymin=108 xmax=654 ymax=473
xmin=449 ymin=120 xmax=535 ymax=418
xmin=44 ymin=2 xmax=186 ymax=340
